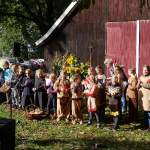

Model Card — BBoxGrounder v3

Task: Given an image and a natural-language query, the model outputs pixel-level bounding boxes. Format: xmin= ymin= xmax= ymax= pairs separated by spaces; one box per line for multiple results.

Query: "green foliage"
xmin=0 ymin=0 xmax=96 ymax=57
xmin=52 ymin=53 xmax=89 ymax=78
xmin=0 ymin=23 xmax=25 ymax=56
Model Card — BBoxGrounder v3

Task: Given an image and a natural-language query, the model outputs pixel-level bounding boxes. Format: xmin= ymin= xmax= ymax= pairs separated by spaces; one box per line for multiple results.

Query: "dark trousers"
xmin=47 ymin=94 xmax=57 ymax=114
xmin=113 ymin=116 xmax=119 ymax=129
xmin=21 ymin=95 xmax=33 ymax=107
xmin=34 ymin=92 xmax=47 ymax=110
xmin=128 ymin=98 xmax=138 ymax=122
xmin=144 ymin=111 xmax=150 ymax=128
xmin=88 ymin=111 xmax=100 ymax=124
xmin=98 ymin=106 xmax=105 ymax=122
xmin=0 ymin=92 xmax=6 ymax=103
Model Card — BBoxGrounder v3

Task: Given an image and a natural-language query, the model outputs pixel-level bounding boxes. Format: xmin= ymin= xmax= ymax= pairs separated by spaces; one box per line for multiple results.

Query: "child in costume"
xmin=84 ymin=67 xmax=100 ymax=128
xmin=54 ymin=71 xmax=71 ymax=122
xmin=126 ymin=68 xmax=138 ymax=123
xmin=107 ymin=75 xmax=122 ymax=130
xmin=95 ymin=65 xmax=106 ymax=86
xmin=71 ymin=74 xmax=83 ymax=124
xmin=46 ymin=73 xmax=57 ymax=119
xmin=82 ymin=67 xmax=96 ymax=94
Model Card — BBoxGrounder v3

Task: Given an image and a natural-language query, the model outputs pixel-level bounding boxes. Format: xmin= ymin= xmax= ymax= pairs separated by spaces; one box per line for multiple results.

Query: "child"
xmin=95 ymin=65 xmax=106 ymax=86
xmin=33 ymin=69 xmax=47 ymax=111
xmin=82 ymin=67 xmax=96 ymax=94
xmin=21 ymin=69 xmax=34 ymax=109
xmin=84 ymin=73 xmax=100 ymax=128
xmin=71 ymin=74 xmax=83 ymax=124
xmin=107 ymin=75 xmax=122 ymax=130
xmin=2 ymin=61 xmax=12 ymax=83
xmin=95 ymin=65 xmax=106 ymax=122
xmin=54 ymin=71 xmax=71 ymax=122
xmin=15 ymin=65 xmax=25 ymax=108
xmin=114 ymin=65 xmax=128 ymax=113
xmin=10 ymin=64 xmax=19 ymax=108
xmin=46 ymin=73 xmax=57 ymax=119
xmin=126 ymin=68 xmax=138 ymax=123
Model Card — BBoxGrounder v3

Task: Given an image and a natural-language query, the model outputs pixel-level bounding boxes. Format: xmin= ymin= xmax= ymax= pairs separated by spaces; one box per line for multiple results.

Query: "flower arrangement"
xmin=52 ymin=53 xmax=89 ymax=79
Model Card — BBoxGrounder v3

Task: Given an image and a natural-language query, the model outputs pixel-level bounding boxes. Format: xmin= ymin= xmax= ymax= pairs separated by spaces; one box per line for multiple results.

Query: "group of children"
xmin=0 ymin=60 xmax=150 ymax=131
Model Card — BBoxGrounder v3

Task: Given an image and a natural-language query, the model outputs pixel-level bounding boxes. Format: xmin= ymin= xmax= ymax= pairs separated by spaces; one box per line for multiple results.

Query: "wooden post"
xmin=89 ymin=44 xmax=93 ymax=67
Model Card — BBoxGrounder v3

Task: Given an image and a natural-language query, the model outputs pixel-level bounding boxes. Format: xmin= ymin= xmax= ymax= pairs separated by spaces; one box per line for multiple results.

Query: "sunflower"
xmin=65 ymin=66 xmax=71 ymax=74
xmin=66 ymin=55 xmax=74 ymax=65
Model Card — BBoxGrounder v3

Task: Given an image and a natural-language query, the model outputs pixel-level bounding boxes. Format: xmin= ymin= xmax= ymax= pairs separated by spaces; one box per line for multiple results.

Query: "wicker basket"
xmin=0 ymin=84 xmax=10 ymax=93
xmin=25 ymin=105 xmax=44 ymax=120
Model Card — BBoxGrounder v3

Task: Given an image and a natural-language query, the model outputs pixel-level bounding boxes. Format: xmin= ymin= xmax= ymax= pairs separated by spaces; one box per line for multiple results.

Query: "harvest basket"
xmin=25 ymin=105 xmax=44 ymax=120
xmin=0 ymin=84 xmax=10 ymax=93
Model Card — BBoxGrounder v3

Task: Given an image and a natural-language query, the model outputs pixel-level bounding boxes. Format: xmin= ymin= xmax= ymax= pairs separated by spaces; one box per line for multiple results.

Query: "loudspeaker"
xmin=13 ymin=42 xmax=20 ymax=57
xmin=0 ymin=118 xmax=16 ymax=150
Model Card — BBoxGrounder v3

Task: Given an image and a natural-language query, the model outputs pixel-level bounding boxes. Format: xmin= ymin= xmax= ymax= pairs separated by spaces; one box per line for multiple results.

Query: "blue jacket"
xmin=2 ymin=68 xmax=12 ymax=82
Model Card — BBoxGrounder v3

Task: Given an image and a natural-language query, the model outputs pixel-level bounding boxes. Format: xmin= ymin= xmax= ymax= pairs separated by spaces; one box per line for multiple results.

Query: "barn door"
xmin=106 ymin=21 xmax=137 ymax=74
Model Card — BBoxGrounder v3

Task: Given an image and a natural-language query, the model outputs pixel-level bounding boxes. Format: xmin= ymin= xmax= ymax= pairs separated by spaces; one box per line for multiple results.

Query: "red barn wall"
xmin=45 ymin=0 xmax=150 ymax=70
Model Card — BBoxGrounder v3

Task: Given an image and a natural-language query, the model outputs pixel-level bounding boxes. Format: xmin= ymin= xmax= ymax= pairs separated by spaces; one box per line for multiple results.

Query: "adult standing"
xmin=138 ymin=65 xmax=150 ymax=130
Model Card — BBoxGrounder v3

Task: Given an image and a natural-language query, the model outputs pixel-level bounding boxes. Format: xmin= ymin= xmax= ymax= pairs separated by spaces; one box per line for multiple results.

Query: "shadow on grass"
xmin=17 ymin=136 xmax=150 ymax=150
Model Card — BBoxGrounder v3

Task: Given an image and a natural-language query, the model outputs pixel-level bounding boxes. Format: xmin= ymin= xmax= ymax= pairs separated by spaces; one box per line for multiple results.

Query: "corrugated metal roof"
xmin=35 ymin=0 xmax=81 ymax=47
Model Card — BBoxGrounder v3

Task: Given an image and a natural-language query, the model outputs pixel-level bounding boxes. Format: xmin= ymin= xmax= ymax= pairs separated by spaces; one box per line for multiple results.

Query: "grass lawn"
xmin=0 ymin=103 xmax=150 ymax=150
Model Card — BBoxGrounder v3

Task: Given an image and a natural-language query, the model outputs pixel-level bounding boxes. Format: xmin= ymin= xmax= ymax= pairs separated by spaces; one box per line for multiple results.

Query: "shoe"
xmin=142 ymin=126 xmax=150 ymax=131
xmin=97 ymin=123 xmax=100 ymax=128
xmin=56 ymin=118 xmax=60 ymax=122
xmin=65 ymin=118 xmax=69 ymax=123
xmin=112 ymin=126 xmax=119 ymax=131
xmin=87 ymin=121 xmax=92 ymax=125
xmin=79 ymin=120 xmax=83 ymax=125
xmin=72 ymin=120 xmax=76 ymax=125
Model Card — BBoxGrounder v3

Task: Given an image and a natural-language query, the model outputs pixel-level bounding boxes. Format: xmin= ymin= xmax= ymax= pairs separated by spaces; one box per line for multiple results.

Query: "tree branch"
xmin=19 ymin=0 xmax=40 ymax=22
xmin=45 ymin=0 xmax=54 ymax=21
xmin=0 ymin=11 xmax=35 ymax=22
xmin=37 ymin=1 xmax=43 ymax=18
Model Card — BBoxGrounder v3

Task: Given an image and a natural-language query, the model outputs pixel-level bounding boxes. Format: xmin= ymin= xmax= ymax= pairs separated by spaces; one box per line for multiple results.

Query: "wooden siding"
xmin=44 ymin=0 xmax=150 ymax=71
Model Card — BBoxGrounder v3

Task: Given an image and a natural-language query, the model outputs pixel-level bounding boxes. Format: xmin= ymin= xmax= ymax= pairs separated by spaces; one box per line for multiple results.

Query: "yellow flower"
xmin=65 ymin=66 xmax=71 ymax=74
xmin=74 ymin=67 xmax=80 ymax=73
xmin=66 ymin=55 xmax=74 ymax=65
xmin=111 ymin=111 xmax=119 ymax=116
